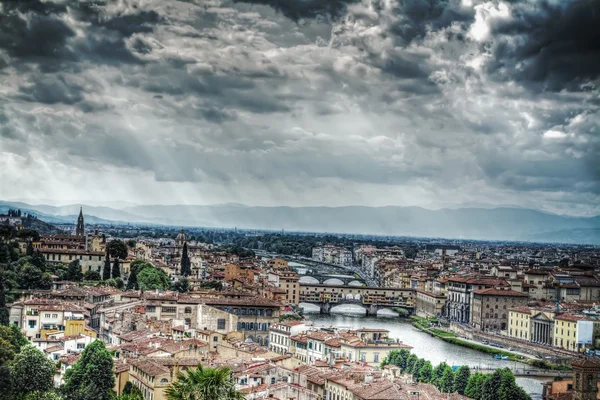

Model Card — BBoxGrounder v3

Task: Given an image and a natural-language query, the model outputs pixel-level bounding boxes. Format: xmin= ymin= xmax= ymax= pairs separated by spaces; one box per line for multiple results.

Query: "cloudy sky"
xmin=0 ymin=0 xmax=598 ymax=216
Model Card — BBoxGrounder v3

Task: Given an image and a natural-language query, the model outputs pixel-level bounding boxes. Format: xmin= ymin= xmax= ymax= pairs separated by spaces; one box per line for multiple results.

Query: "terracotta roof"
xmin=130 ymin=359 xmax=170 ymax=376
xmin=554 ymin=313 xmax=589 ymax=322
xmin=472 ymin=288 xmax=529 ymax=297
xmin=572 ymin=359 xmax=600 ymax=368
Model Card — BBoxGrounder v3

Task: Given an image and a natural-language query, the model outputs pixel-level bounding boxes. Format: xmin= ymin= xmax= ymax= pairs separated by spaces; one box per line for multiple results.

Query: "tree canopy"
xmin=164 ymin=364 xmax=243 ymax=400
xmin=106 ymin=240 xmax=128 ymax=260
xmin=62 ymin=340 xmax=114 ymax=400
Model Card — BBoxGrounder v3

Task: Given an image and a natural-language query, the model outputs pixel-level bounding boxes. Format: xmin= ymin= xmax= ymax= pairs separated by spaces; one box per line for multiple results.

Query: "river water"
xmin=301 ymin=304 xmax=546 ymax=398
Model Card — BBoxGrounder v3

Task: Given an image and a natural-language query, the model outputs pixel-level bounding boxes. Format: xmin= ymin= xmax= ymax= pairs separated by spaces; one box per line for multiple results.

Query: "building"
xmin=415 ymin=290 xmax=446 ymax=318
xmin=553 ymin=314 xmax=590 ymax=352
xmin=444 ymin=277 xmax=508 ymax=323
xmin=75 ymin=207 xmax=84 ymax=236
xmin=269 ymin=320 xmax=307 ymax=355
xmin=507 ymin=307 xmax=557 ymax=343
xmin=542 ymin=359 xmax=600 ymax=400
xmin=267 ymin=270 xmax=300 ymax=306
xmin=469 ymin=288 xmax=529 ymax=331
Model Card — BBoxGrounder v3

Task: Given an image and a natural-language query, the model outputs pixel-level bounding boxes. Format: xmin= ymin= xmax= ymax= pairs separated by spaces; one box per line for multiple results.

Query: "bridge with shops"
xmin=298 ymin=274 xmax=365 ymax=286
xmin=299 ymin=283 xmax=415 ymax=316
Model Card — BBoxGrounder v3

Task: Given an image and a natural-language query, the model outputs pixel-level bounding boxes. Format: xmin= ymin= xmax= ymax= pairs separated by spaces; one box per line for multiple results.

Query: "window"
xmin=161 ymin=378 xmax=168 ymax=383
xmin=217 ymin=319 xmax=226 ymax=330
xmin=373 ymin=353 xmax=379 ymax=362
xmin=213 ymin=336 xmax=218 ymax=342
xmin=162 ymin=306 xmax=176 ymax=314
xmin=146 ymin=306 xmax=156 ymax=312
xmin=52 ymin=314 xmax=58 ymax=318
xmin=77 ymin=343 xmax=85 ymax=349
xmin=184 ymin=307 xmax=192 ymax=314
xmin=45 ymin=314 xmax=51 ymax=318
xmin=28 ymin=320 xmax=37 ymax=328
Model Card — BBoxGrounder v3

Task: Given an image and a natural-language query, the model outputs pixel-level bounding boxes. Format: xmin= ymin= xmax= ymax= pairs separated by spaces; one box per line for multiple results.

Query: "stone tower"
xmin=75 ymin=207 xmax=85 ymax=236
xmin=572 ymin=358 xmax=600 ymax=400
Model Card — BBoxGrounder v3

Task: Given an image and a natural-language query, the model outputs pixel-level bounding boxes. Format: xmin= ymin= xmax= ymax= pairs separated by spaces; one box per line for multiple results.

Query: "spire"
xmin=76 ymin=207 xmax=85 ymax=236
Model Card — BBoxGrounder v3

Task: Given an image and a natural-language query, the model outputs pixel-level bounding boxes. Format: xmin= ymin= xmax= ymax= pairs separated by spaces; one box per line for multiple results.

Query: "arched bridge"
xmin=299 ymin=283 xmax=415 ymax=316
xmin=299 ymin=274 xmax=365 ymax=286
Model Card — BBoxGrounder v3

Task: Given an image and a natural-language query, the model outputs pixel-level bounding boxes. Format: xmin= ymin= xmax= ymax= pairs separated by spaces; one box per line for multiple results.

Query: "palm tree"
xmin=165 ymin=364 xmax=244 ymax=400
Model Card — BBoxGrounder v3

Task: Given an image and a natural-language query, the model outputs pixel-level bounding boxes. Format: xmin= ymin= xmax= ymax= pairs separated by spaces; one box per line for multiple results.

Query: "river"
xmin=301 ymin=304 xmax=546 ymax=399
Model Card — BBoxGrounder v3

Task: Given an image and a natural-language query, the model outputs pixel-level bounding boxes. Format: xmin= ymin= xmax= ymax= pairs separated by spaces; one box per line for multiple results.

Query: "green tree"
xmin=30 ymin=251 xmax=46 ymax=271
xmin=453 ymin=365 xmax=471 ymax=395
xmin=418 ymin=361 xmax=433 ymax=383
xmin=439 ymin=366 xmax=455 ymax=393
xmin=137 ymin=267 xmax=170 ymax=291
xmin=0 ymin=270 xmax=9 ymax=326
xmin=432 ymin=361 xmax=449 ymax=387
xmin=498 ymin=368 xmax=530 ymax=400
xmin=106 ymin=240 xmax=128 ymax=260
xmin=10 ymin=344 xmax=55 ymax=398
xmin=111 ymin=259 xmax=120 ymax=279
xmin=481 ymin=370 xmax=503 ymax=400
xmin=164 ymin=364 xmax=243 ymax=400
xmin=405 ymin=354 xmax=418 ymax=373
xmin=127 ymin=260 xmax=153 ymax=290
xmin=17 ymin=264 xmax=52 ymax=289
xmin=62 ymin=340 xmax=114 ymax=400
xmin=172 ymin=277 xmax=189 ymax=293
xmin=126 ymin=240 xmax=136 ymax=249
xmin=83 ymin=270 xmax=101 ymax=281
xmin=180 ymin=243 xmax=191 ymax=277
xmin=26 ymin=241 xmax=34 ymax=257
xmin=102 ymin=250 xmax=111 ymax=281
xmin=118 ymin=382 xmax=142 ymax=400
xmin=465 ymin=372 xmax=486 ymax=400
xmin=16 ymin=229 xmax=40 ymax=242
xmin=411 ymin=358 xmax=425 ymax=377
xmin=65 ymin=260 xmax=83 ymax=282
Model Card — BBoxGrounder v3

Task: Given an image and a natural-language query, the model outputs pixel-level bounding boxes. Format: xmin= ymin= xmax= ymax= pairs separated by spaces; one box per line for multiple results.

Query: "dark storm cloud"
xmin=18 ymin=75 xmax=85 ymax=105
xmin=485 ymin=0 xmax=600 ymax=92
xmin=0 ymin=12 xmax=75 ymax=64
xmin=385 ymin=0 xmax=474 ymax=44
xmin=0 ymin=0 xmax=598 ymax=214
xmin=233 ymin=0 xmax=358 ymax=21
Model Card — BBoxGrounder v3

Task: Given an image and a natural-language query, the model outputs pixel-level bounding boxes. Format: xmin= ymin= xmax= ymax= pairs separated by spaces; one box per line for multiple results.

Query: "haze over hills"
xmin=1 ymin=200 xmax=598 ymax=244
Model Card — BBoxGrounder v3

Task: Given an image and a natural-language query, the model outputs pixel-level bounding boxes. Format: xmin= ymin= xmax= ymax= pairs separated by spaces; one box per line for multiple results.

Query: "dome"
xmin=175 ymin=229 xmax=187 ymax=244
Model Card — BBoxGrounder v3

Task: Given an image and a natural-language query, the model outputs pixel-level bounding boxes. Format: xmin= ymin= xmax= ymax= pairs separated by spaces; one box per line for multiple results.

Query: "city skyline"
xmin=0 ymin=0 xmax=598 ymax=216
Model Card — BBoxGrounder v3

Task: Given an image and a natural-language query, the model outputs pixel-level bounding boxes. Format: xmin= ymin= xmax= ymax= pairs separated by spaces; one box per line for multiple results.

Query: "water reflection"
xmin=301 ymin=311 xmax=545 ymax=398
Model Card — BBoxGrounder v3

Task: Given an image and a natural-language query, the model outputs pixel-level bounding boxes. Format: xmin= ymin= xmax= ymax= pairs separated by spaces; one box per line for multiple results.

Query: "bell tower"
xmin=572 ymin=359 xmax=600 ymax=400
xmin=76 ymin=207 xmax=85 ymax=237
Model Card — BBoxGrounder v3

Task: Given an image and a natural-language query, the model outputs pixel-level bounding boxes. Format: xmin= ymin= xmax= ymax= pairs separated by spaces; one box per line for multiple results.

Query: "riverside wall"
xmin=448 ymin=323 xmax=583 ymax=364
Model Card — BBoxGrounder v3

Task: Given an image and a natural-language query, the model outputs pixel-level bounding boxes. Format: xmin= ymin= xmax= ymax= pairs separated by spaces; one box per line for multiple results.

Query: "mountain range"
xmin=1 ymin=200 xmax=598 ymax=244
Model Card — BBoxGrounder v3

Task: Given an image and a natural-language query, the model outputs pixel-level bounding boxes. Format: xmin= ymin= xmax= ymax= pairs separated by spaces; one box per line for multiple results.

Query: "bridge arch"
xmin=299 ymin=276 xmax=319 ymax=284
xmin=348 ymin=280 xmax=363 ymax=286
xmin=330 ymin=304 xmax=367 ymax=315
xmin=323 ymin=278 xmax=344 ymax=285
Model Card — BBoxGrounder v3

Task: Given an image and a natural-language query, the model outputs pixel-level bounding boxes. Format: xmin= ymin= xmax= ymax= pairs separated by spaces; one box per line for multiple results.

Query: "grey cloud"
xmin=232 ymin=0 xmax=358 ymax=21
xmin=18 ymin=75 xmax=85 ymax=105
xmin=485 ymin=0 xmax=600 ymax=92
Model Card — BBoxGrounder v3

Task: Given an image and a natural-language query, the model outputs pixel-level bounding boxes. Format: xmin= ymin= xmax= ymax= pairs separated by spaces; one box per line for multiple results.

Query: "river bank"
xmin=303 ymin=310 xmax=547 ymax=398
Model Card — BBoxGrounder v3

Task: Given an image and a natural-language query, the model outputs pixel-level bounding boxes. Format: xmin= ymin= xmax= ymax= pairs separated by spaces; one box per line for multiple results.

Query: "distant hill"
xmin=1 ymin=201 xmax=598 ymax=244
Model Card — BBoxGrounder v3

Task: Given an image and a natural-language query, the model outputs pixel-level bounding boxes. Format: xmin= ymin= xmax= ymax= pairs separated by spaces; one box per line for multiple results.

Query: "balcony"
xmin=26 ymin=310 xmax=39 ymax=316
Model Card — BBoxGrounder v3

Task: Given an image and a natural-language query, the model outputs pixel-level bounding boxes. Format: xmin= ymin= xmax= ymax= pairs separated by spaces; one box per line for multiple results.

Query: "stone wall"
xmin=449 ymin=323 xmax=582 ymax=364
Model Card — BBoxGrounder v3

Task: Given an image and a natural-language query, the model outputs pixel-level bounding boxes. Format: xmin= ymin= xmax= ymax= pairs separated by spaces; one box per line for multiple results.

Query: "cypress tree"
xmin=0 ymin=270 xmax=9 ymax=326
xmin=102 ymin=250 xmax=111 ymax=281
xmin=111 ymin=258 xmax=120 ymax=279
xmin=25 ymin=241 xmax=34 ymax=256
xmin=180 ymin=242 xmax=191 ymax=276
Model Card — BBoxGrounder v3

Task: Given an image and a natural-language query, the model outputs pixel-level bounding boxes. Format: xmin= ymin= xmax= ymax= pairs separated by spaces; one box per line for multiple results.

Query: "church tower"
xmin=76 ymin=207 xmax=85 ymax=236
xmin=572 ymin=359 xmax=600 ymax=400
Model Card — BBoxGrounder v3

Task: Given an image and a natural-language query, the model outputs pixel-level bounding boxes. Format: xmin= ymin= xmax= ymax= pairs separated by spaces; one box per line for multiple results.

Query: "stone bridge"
xmin=299 ymin=274 xmax=365 ymax=286
xmin=299 ymin=283 xmax=415 ymax=316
